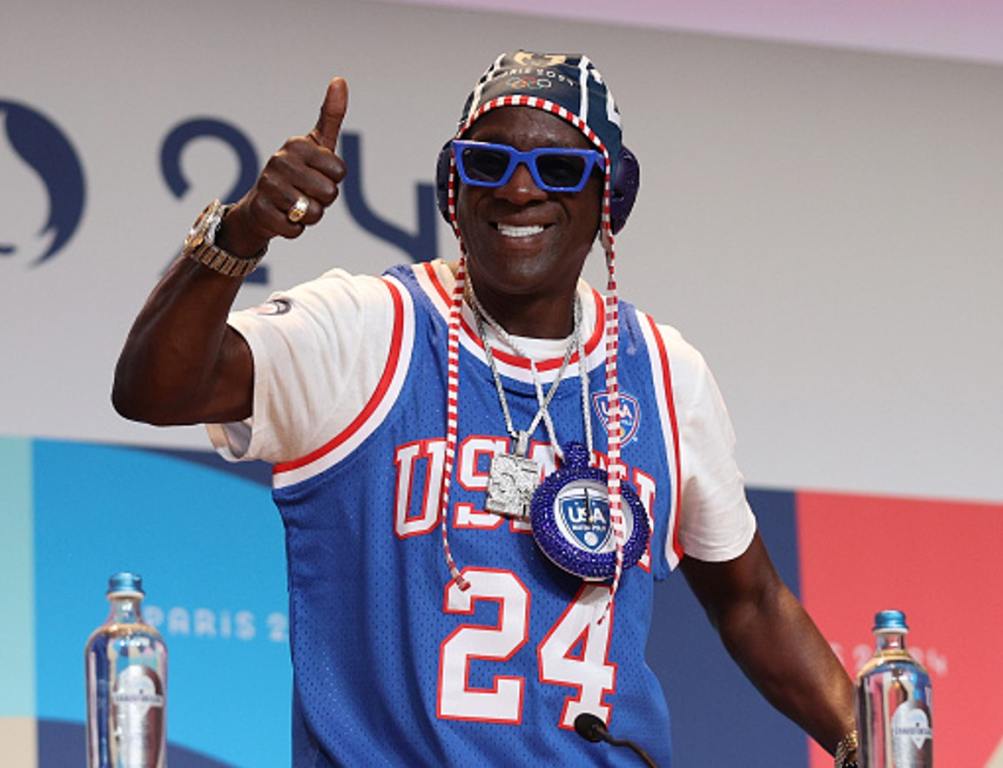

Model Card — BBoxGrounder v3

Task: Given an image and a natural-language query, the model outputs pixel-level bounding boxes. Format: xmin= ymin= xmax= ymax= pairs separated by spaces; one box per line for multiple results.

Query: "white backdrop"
xmin=1 ymin=0 xmax=1001 ymax=502
xmin=392 ymin=0 xmax=1003 ymax=64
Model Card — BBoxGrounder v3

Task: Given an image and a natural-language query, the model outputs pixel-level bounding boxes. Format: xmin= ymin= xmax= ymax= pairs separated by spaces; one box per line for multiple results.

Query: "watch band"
xmin=190 ymin=243 xmax=264 ymax=278
xmin=184 ymin=199 xmax=266 ymax=278
xmin=834 ymin=730 xmax=859 ymax=768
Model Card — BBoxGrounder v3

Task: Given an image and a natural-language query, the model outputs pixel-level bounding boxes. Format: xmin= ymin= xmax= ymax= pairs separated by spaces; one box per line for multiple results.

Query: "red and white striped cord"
xmin=598 ymin=165 xmax=623 ymax=626
xmin=441 ymin=100 xmax=625 ymax=615
xmin=438 ymin=157 xmax=470 ymax=591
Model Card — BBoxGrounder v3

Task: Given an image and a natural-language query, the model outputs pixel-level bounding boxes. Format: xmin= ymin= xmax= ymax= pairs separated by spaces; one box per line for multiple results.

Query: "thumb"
xmin=312 ymin=77 xmax=348 ymax=150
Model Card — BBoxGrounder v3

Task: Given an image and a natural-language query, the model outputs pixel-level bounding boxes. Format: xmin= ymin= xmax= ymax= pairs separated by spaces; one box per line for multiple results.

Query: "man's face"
xmin=456 ymin=107 xmax=602 ymax=308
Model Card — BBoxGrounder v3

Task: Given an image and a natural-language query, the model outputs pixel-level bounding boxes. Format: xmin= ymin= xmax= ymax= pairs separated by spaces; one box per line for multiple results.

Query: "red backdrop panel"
xmin=797 ymin=491 xmax=1003 ymax=768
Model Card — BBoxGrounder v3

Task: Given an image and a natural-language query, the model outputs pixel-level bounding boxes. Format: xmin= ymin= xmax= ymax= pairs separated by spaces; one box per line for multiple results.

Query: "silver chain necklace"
xmin=467 ymin=285 xmax=593 ymax=518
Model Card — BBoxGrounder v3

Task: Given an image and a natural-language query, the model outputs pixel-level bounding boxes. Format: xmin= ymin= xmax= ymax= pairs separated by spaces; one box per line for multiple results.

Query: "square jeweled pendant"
xmin=485 ymin=452 xmax=540 ymax=519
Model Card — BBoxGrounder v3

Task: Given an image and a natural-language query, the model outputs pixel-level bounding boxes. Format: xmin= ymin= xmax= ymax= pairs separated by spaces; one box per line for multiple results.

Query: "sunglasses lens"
xmin=536 ymin=154 xmax=588 ymax=189
xmin=461 ymin=147 xmax=511 ymax=183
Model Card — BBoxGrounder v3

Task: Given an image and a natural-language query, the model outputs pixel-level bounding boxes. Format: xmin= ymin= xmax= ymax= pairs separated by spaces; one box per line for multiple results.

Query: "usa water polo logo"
xmin=555 ymin=479 xmax=635 ymax=554
xmin=0 ymin=100 xmax=86 ymax=265
xmin=592 ymin=391 xmax=641 ymax=446
xmin=557 ymin=480 xmax=614 ymax=553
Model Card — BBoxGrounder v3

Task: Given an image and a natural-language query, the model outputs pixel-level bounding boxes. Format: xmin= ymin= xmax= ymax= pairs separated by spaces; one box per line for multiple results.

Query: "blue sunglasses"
xmin=453 ymin=140 xmax=604 ymax=193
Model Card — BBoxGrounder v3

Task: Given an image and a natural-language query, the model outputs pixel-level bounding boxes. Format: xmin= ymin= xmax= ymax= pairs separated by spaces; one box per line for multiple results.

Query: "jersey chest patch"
xmin=591 ymin=390 xmax=641 ymax=446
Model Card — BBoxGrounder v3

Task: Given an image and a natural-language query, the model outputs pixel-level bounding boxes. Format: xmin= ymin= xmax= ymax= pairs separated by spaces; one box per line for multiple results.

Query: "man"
xmin=114 ymin=52 xmax=858 ymax=767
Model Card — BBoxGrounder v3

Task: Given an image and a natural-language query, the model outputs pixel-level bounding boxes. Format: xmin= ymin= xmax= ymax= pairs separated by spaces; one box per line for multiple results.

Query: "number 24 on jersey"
xmin=437 ymin=568 xmax=617 ymax=728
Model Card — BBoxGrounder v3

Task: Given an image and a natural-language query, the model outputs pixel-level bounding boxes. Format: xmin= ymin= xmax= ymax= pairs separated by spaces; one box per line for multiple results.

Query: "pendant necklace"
xmin=469 ymin=285 xmax=580 ymax=519
xmin=469 ymin=286 xmax=650 ymax=582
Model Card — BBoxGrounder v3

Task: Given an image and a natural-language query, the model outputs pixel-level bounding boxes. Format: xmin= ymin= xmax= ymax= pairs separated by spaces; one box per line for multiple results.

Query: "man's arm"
xmin=681 ymin=532 xmax=855 ymax=755
xmin=112 ymin=78 xmax=349 ymax=426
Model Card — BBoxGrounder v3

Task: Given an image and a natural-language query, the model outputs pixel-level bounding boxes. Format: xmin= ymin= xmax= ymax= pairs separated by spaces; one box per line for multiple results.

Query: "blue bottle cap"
xmin=107 ymin=572 xmax=144 ymax=596
xmin=873 ymin=609 xmax=908 ymax=633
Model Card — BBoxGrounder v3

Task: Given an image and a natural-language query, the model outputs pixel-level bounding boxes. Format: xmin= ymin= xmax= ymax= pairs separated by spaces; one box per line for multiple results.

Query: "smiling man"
xmin=114 ymin=51 xmax=858 ymax=767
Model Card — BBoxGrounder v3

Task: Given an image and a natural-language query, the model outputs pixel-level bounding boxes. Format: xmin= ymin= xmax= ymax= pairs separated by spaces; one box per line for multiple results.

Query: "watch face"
xmin=184 ymin=201 xmax=218 ymax=250
xmin=185 ymin=227 xmax=206 ymax=250
xmin=553 ymin=478 xmax=634 ymax=555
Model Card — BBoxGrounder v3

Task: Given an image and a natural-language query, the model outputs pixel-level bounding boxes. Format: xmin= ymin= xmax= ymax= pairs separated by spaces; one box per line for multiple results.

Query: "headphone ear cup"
xmin=609 ymin=145 xmax=640 ymax=235
xmin=436 ymin=141 xmax=453 ymax=224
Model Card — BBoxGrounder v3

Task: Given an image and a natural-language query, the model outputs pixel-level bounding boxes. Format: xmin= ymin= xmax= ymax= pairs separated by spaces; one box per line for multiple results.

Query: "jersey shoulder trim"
xmin=271 ymin=274 xmax=414 ymax=489
xmin=635 ymin=310 xmax=685 ymax=569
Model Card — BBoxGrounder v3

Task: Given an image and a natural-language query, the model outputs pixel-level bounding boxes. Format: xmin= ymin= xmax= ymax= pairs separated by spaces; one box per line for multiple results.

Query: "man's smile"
xmin=494 ymin=222 xmax=548 ymax=238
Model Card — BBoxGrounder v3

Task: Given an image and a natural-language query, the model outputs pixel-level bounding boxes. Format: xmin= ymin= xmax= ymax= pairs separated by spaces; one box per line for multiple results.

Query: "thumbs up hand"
xmin=218 ymin=77 xmax=349 ymax=258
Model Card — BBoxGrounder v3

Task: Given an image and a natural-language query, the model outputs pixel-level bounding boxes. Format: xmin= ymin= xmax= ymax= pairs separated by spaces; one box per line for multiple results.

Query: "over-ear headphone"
xmin=435 ymin=142 xmax=640 ymax=235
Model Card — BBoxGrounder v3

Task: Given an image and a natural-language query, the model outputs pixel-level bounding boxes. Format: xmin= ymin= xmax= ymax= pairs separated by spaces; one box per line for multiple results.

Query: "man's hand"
xmin=219 ymin=77 xmax=349 ymax=258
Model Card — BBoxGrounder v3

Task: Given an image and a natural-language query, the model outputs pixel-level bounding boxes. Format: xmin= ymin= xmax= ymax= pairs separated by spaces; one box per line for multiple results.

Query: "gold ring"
xmin=287 ymin=195 xmax=310 ymax=223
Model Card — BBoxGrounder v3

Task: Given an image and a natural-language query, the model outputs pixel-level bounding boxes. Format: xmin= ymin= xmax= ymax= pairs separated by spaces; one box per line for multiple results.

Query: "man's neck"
xmin=470 ymin=284 xmax=577 ymax=339
xmin=450 ymin=260 xmax=581 ymax=339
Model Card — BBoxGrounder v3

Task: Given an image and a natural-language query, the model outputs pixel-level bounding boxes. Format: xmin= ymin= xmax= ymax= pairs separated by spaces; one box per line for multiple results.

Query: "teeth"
xmin=497 ymin=224 xmax=544 ymax=238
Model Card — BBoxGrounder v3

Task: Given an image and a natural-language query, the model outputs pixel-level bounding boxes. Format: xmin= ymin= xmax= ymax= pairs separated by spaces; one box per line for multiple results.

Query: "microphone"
xmin=573 ymin=713 xmax=659 ymax=767
xmin=573 ymin=712 xmax=608 ymax=743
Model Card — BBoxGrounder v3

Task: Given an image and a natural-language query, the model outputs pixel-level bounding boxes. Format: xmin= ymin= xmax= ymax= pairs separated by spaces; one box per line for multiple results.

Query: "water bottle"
xmin=85 ymin=572 xmax=168 ymax=768
xmin=856 ymin=610 xmax=932 ymax=767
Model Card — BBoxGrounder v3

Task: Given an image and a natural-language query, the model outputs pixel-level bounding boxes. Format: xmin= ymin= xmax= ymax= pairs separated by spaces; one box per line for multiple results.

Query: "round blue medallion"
xmin=530 ymin=442 xmax=650 ymax=580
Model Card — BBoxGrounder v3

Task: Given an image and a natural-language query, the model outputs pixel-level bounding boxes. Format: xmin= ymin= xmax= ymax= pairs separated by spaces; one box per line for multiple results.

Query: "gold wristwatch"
xmin=183 ymin=199 xmax=265 ymax=278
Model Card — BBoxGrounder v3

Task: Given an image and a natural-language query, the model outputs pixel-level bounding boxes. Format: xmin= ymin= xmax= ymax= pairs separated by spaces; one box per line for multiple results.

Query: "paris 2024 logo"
xmin=0 ymin=100 xmax=86 ymax=266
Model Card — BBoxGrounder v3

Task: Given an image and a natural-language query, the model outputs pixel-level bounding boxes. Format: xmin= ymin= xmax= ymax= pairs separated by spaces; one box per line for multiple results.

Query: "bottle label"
xmin=110 ymin=665 xmax=165 ymax=768
xmin=891 ymin=702 xmax=933 ymax=766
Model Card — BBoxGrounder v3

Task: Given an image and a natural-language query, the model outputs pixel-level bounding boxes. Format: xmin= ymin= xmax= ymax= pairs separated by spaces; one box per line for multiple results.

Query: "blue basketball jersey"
xmin=269 ymin=263 xmax=686 ymax=767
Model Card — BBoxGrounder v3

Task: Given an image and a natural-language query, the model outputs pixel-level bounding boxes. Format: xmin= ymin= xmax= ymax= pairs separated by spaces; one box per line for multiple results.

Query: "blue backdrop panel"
xmin=647 ymin=488 xmax=807 ymax=767
xmin=0 ymin=436 xmax=34 ymax=718
xmin=33 ymin=440 xmax=289 ymax=767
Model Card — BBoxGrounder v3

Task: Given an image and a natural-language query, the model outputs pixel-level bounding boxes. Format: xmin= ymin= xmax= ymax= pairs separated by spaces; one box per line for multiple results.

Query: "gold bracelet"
xmin=834 ymin=730 xmax=859 ymax=768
